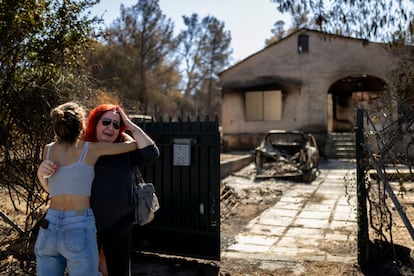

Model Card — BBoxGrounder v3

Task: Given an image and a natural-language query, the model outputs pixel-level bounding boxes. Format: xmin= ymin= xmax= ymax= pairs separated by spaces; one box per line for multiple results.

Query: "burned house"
xmin=219 ymin=28 xmax=401 ymax=157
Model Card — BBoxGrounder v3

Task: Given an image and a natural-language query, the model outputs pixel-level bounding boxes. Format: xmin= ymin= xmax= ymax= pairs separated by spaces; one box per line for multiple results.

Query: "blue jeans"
xmin=35 ymin=208 xmax=100 ymax=276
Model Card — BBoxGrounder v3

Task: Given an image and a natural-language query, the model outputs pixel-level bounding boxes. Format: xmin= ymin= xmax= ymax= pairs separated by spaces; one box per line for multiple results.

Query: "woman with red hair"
xmin=83 ymin=104 xmax=127 ymax=143
xmin=84 ymin=104 xmax=159 ymax=276
xmin=35 ymin=102 xmax=138 ymax=275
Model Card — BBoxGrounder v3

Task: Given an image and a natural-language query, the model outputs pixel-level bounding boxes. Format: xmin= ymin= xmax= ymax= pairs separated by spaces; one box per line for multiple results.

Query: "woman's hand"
xmin=37 ymin=160 xmax=58 ymax=193
xmin=37 ymin=160 xmax=58 ymax=179
xmin=116 ymin=106 xmax=134 ymax=131
xmin=116 ymin=106 xmax=155 ymax=148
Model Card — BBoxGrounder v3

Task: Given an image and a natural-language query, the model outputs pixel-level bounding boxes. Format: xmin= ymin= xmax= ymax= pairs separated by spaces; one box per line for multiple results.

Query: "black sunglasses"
xmin=101 ymin=118 xmax=121 ymax=130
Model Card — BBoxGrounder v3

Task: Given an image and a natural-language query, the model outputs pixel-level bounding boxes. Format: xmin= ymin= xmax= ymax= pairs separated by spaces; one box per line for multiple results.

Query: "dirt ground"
xmin=2 ymin=160 xmax=414 ymax=275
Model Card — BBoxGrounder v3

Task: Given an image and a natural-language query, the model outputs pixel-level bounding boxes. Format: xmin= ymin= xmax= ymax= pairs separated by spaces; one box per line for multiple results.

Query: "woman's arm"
xmin=120 ymin=132 xmax=135 ymax=142
xmin=84 ymin=139 xmax=137 ymax=165
xmin=130 ymin=144 xmax=160 ymax=167
xmin=92 ymin=140 xmax=137 ymax=157
xmin=37 ymin=162 xmax=50 ymax=193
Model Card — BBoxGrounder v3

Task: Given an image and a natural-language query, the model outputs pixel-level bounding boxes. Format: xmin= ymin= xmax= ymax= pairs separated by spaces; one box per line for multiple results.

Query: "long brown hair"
xmin=51 ymin=102 xmax=85 ymax=144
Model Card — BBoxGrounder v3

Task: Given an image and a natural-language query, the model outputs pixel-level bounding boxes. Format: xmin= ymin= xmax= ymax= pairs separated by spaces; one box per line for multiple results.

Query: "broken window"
xmin=298 ymin=34 xmax=309 ymax=53
xmin=245 ymin=90 xmax=282 ymax=121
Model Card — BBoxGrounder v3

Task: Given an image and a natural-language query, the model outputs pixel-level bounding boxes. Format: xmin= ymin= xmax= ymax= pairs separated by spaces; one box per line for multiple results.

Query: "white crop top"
xmin=46 ymin=142 xmax=95 ymax=197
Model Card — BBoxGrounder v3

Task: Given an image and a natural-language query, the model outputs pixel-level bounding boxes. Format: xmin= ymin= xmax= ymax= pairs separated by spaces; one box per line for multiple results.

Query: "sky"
xmin=90 ymin=0 xmax=290 ymax=63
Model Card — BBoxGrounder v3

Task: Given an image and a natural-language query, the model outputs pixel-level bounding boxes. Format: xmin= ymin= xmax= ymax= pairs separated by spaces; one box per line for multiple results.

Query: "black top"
xmin=90 ymin=144 xmax=160 ymax=233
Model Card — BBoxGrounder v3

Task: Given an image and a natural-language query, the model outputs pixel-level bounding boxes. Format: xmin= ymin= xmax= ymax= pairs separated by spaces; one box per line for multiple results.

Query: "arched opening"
xmin=327 ymin=74 xmax=387 ymax=132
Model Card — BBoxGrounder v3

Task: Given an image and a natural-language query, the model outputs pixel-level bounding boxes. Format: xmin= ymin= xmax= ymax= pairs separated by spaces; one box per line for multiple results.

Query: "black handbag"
xmin=130 ymin=162 xmax=160 ymax=226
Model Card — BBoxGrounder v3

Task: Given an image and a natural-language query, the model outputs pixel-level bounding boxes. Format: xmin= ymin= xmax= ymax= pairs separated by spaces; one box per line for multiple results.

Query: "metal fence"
xmin=355 ymin=108 xmax=414 ymax=271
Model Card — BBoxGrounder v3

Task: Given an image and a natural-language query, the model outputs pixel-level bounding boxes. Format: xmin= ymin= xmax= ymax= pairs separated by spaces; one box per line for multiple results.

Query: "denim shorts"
xmin=35 ymin=208 xmax=100 ymax=276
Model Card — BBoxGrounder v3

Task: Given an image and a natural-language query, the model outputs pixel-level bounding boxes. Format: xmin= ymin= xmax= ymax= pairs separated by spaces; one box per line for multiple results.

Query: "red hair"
xmin=83 ymin=104 xmax=127 ymax=142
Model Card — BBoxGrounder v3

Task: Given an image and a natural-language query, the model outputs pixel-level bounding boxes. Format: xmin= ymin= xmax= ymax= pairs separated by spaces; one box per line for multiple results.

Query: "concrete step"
xmin=328 ymin=132 xmax=355 ymax=159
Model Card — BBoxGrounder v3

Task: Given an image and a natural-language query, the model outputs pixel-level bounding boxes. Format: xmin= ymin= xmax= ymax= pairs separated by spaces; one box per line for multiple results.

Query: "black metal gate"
xmin=355 ymin=108 xmax=414 ymax=269
xmin=131 ymin=117 xmax=221 ymax=260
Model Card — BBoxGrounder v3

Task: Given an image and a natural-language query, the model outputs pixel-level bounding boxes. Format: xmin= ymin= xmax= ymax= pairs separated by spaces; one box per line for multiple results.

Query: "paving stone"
xmin=256 ymin=215 xmax=294 ymax=226
xmin=329 ymin=220 xmax=356 ymax=230
xmin=221 ymin=159 xmax=357 ymax=265
xmin=317 ymin=186 xmax=346 ymax=193
xmin=337 ymin=196 xmax=356 ymax=205
xmin=276 ymin=236 xmax=321 ymax=248
xmin=335 ymin=204 xmax=355 ymax=213
xmin=264 ymin=208 xmax=299 ymax=218
xmin=278 ymin=196 xmax=306 ymax=203
xmin=228 ymin=243 xmax=270 ymax=252
xmin=234 ymin=233 xmax=278 ymax=246
xmin=303 ymin=203 xmax=334 ymax=211
xmin=274 ymin=201 xmax=303 ymax=209
xmin=333 ymin=210 xmax=357 ymax=221
xmin=310 ymin=197 xmax=338 ymax=206
xmin=248 ymin=225 xmax=286 ymax=236
xmin=298 ymin=210 xmax=331 ymax=220
xmin=285 ymin=226 xmax=325 ymax=238
xmin=293 ymin=218 xmax=329 ymax=228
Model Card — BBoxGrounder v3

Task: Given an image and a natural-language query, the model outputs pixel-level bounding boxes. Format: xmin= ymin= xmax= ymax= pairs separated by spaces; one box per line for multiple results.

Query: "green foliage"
xmin=265 ymin=4 xmax=315 ymax=45
xmin=178 ymin=13 xmax=232 ymax=118
xmin=0 ymin=0 xmax=100 ymax=259
xmin=272 ymin=0 xmax=413 ymax=42
xmin=179 ymin=14 xmax=207 ymax=98
xmin=387 ymin=46 xmax=414 ymax=105
xmin=266 ymin=20 xmax=286 ymax=45
xmin=86 ymin=1 xmax=232 ymax=119
xmin=88 ymin=0 xmax=181 ymax=115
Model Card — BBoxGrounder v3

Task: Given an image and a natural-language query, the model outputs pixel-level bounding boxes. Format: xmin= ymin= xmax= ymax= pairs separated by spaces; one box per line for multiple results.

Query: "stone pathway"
xmin=222 ymin=159 xmax=357 ymax=265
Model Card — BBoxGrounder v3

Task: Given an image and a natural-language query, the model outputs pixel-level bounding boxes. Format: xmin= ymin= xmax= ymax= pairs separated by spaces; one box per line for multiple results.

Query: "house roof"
xmin=219 ymin=28 xmax=372 ymax=76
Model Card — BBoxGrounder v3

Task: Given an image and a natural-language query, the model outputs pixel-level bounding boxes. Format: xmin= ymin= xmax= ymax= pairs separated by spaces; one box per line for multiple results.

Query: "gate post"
xmin=356 ymin=108 xmax=369 ymax=268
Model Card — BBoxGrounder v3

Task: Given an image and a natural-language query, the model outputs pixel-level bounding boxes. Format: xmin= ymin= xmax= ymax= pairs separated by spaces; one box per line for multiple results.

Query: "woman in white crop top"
xmin=35 ymin=102 xmax=137 ymax=276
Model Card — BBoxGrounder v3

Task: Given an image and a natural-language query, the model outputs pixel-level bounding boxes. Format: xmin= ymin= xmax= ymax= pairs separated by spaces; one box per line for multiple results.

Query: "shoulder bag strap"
xmin=129 ymin=152 xmax=145 ymax=185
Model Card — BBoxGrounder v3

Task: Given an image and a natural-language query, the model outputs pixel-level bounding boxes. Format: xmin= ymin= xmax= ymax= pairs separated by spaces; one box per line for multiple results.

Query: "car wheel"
xmin=302 ymin=172 xmax=313 ymax=183
xmin=255 ymin=153 xmax=262 ymax=170
xmin=302 ymin=167 xmax=317 ymax=183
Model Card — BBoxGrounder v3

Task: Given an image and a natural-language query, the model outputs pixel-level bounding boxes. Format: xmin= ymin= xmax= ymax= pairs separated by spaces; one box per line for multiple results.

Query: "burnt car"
xmin=254 ymin=130 xmax=319 ymax=182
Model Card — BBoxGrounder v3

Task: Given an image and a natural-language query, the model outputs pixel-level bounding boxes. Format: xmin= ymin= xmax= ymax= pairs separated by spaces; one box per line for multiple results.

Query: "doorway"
xmin=327 ymin=74 xmax=387 ymax=132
